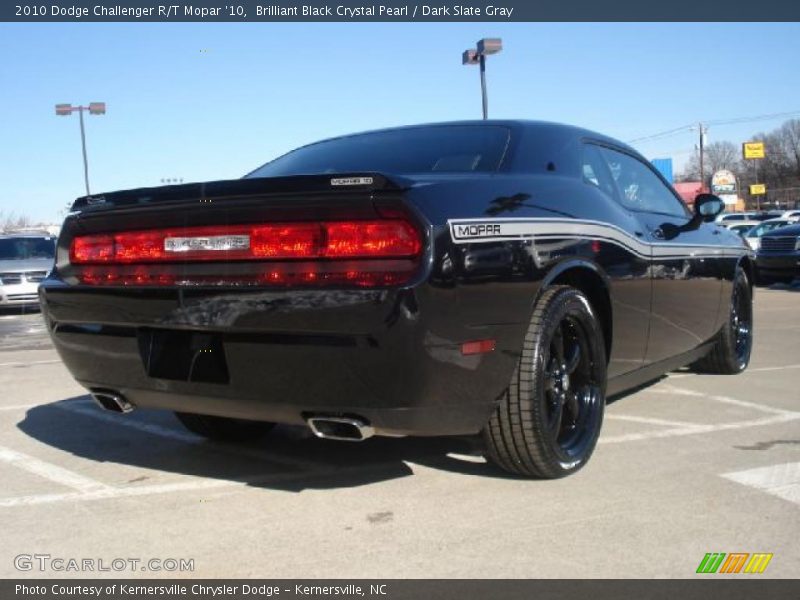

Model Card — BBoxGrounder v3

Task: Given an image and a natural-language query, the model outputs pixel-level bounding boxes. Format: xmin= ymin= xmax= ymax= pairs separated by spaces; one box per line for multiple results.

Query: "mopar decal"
xmin=452 ymin=223 xmax=503 ymax=239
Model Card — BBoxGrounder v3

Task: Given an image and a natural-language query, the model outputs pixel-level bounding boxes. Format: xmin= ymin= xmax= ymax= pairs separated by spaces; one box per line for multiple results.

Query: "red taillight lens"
xmin=325 ymin=221 xmax=420 ymax=257
xmin=70 ymin=220 xmax=421 ymax=264
xmin=71 ymin=234 xmax=114 ymax=263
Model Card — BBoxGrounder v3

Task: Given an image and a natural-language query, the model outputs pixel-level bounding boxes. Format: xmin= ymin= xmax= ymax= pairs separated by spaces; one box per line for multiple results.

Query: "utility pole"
xmin=698 ymin=122 xmax=706 ymax=192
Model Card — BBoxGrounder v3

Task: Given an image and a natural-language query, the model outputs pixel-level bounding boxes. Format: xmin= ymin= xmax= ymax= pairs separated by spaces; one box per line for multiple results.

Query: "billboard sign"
xmin=743 ymin=142 xmax=765 ymax=160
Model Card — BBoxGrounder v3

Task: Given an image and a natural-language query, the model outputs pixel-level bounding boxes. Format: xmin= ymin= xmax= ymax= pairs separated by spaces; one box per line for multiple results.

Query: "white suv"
xmin=0 ymin=233 xmax=56 ymax=307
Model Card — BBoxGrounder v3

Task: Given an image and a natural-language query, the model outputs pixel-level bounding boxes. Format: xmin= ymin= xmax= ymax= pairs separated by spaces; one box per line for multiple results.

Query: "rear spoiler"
xmin=70 ymin=173 xmax=412 ymax=212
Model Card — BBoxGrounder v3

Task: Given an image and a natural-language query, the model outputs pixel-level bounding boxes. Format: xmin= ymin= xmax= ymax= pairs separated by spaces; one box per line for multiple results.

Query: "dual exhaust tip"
xmin=91 ymin=390 xmax=135 ymax=414
xmin=307 ymin=416 xmax=375 ymax=442
xmin=90 ymin=390 xmax=374 ymax=442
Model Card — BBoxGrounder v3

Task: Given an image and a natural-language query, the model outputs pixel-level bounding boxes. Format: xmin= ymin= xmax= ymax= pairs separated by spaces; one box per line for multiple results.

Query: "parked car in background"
xmin=780 ymin=209 xmax=800 ymax=220
xmin=0 ymin=232 xmax=56 ymax=307
xmin=744 ymin=218 xmax=799 ymax=251
xmin=756 ymin=222 xmax=800 ymax=284
xmin=715 ymin=212 xmax=755 ymax=224
xmin=727 ymin=221 xmax=761 ymax=237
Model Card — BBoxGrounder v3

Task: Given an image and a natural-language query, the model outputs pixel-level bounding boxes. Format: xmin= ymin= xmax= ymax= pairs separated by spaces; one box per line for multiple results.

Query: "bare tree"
xmin=679 ymin=141 xmax=741 ymax=183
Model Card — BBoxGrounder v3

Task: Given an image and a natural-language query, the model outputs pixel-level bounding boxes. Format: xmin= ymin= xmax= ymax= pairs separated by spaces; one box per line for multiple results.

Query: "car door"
xmin=597 ymin=147 xmax=723 ymax=364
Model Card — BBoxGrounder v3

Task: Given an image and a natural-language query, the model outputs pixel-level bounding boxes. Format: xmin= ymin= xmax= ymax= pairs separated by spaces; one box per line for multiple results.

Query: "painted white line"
xmin=0 ymin=459 xmax=406 ymax=508
xmin=0 ymin=403 xmax=40 ymax=412
xmin=668 ymin=363 xmax=800 ymax=379
xmin=0 ymin=359 xmax=60 ymax=367
xmin=0 ymin=445 xmax=110 ymax=493
xmin=748 ymin=364 xmax=800 ymax=373
xmin=600 ymin=412 xmax=799 ymax=444
xmin=722 ymin=462 xmax=800 ymax=507
xmin=605 ymin=414 xmax=701 ymax=428
xmin=55 ymin=400 xmax=325 ymax=470
xmin=649 ymin=385 xmax=795 ymax=416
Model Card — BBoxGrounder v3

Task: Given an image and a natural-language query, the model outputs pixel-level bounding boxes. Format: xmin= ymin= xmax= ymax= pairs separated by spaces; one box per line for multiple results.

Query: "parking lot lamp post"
xmin=55 ymin=102 xmax=106 ymax=196
xmin=462 ymin=38 xmax=502 ymax=119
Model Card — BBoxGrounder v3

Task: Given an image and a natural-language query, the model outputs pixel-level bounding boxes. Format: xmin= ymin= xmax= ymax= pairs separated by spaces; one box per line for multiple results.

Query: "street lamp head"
xmin=55 ymin=103 xmax=73 ymax=116
xmin=88 ymin=102 xmax=106 ymax=115
xmin=462 ymin=49 xmax=479 ymax=65
xmin=477 ymin=38 xmax=502 ymax=56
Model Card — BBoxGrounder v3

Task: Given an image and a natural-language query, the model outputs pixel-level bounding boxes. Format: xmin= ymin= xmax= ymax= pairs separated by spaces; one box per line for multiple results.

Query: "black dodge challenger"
xmin=39 ymin=120 xmax=754 ymax=478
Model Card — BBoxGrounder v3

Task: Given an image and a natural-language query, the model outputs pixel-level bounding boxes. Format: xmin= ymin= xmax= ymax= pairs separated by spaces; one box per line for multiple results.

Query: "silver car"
xmin=0 ymin=233 xmax=56 ymax=307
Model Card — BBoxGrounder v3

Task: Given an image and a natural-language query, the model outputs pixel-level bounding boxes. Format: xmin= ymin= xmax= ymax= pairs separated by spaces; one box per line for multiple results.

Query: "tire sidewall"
xmin=530 ymin=289 xmax=607 ymax=475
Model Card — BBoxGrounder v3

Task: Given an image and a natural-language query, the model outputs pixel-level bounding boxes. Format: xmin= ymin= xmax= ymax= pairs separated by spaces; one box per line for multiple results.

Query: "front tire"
xmin=693 ymin=267 xmax=753 ymax=374
xmin=482 ymin=286 xmax=607 ymax=479
xmin=175 ymin=412 xmax=275 ymax=442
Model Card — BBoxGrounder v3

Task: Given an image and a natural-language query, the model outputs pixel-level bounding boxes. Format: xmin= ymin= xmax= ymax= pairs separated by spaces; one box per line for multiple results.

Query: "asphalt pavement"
xmin=0 ymin=283 xmax=798 ymax=579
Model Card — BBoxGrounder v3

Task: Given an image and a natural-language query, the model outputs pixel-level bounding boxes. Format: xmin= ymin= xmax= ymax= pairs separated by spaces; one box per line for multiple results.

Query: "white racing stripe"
xmin=0 ymin=445 xmax=109 ymax=492
xmin=723 ymin=462 xmax=800 ymax=506
xmin=447 ymin=217 xmax=748 ymax=260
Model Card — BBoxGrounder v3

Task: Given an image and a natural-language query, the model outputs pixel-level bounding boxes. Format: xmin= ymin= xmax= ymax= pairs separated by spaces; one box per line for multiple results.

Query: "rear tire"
xmin=482 ymin=286 xmax=607 ymax=479
xmin=175 ymin=412 xmax=275 ymax=442
xmin=693 ymin=267 xmax=752 ymax=374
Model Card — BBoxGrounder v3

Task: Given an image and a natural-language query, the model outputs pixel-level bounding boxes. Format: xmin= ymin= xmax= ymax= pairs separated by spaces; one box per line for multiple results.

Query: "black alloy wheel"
xmin=483 ymin=285 xmax=607 ymax=478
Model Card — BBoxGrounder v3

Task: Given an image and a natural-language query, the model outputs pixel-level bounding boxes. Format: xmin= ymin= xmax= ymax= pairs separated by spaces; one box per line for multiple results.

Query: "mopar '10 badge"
xmin=330 ymin=176 xmax=374 ymax=186
xmin=164 ymin=235 xmax=250 ymax=252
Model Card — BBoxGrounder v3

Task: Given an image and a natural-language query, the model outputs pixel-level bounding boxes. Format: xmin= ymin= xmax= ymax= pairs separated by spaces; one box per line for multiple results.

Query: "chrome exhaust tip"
xmin=307 ymin=416 xmax=374 ymax=442
xmin=91 ymin=390 xmax=135 ymax=414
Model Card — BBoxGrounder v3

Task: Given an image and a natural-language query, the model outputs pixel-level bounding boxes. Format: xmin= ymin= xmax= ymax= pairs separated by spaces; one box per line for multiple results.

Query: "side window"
xmin=581 ymin=144 xmax=617 ymax=200
xmin=598 ymin=147 xmax=689 ymax=218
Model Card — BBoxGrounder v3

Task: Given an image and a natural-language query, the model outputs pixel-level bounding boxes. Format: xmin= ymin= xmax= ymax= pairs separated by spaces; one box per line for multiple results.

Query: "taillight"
xmin=69 ymin=219 xmax=423 ymax=287
xmin=70 ymin=220 xmax=421 ymax=264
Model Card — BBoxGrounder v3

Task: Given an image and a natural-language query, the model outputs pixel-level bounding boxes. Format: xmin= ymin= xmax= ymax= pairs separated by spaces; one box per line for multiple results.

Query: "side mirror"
xmin=694 ymin=193 xmax=724 ymax=222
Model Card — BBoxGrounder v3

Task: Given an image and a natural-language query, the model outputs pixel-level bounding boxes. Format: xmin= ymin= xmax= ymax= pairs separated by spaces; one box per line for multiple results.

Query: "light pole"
xmin=55 ymin=102 xmax=106 ymax=196
xmin=462 ymin=38 xmax=502 ymax=119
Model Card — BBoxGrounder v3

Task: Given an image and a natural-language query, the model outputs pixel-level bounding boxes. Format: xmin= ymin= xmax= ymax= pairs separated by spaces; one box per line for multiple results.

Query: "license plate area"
xmin=137 ymin=329 xmax=229 ymax=384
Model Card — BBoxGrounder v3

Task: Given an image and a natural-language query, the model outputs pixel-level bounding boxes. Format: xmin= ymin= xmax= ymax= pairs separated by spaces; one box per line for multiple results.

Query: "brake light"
xmin=70 ymin=220 xmax=421 ymax=264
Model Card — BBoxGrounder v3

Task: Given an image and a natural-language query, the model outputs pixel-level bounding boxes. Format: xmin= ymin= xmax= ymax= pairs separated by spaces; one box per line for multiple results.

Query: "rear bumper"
xmin=39 ymin=282 xmax=525 ymax=436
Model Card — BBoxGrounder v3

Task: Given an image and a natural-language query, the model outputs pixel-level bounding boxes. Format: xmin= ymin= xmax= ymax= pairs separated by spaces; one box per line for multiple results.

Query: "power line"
xmin=628 ymin=109 xmax=800 ymax=145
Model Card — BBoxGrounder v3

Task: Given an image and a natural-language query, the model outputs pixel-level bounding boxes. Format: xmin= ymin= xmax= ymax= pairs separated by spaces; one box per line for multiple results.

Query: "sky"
xmin=0 ymin=22 xmax=798 ymax=223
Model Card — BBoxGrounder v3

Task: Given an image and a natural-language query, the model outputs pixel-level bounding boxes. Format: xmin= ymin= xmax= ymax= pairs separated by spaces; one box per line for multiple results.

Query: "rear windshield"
xmin=0 ymin=237 xmax=56 ymax=260
xmin=246 ymin=125 xmax=511 ymax=178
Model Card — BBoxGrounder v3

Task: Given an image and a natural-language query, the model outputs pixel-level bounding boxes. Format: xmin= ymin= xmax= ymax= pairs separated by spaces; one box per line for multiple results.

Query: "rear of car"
xmin=38 ymin=124 xmax=522 ymax=438
xmin=0 ymin=234 xmax=56 ymax=307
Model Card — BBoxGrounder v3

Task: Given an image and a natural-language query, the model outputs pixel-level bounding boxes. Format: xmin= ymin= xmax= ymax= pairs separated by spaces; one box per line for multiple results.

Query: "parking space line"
xmin=668 ymin=363 xmax=800 ymax=379
xmin=605 ymin=414 xmax=701 ymax=428
xmin=0 ymin=359 xmax=60 ymax=367
xmin=0 ymin=445 xmax=110 ymax=493
xmin=55 ymin=399 xmax=329 ymax=470
xmin=0 ymin=403 xmax=40 ymax=412
xmin=650 ymin=385 xmax=795 ymax=416
xmin=722 ymin=462 xmax=800 ymax=507
xmin=600 ymin=412 xmax=799 ymax=444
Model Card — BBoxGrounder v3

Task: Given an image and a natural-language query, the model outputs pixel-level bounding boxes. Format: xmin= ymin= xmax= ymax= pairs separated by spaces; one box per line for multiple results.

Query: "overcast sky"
xmin=1 ymin=22 xmax=798 ymax=223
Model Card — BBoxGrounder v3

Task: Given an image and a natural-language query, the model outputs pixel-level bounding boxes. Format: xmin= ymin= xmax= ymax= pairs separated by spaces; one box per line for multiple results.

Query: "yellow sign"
xmin=750 ymin=183 xmax=766 ymax=195
xmin=743 ymin=142 xmax=765 ymax=159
